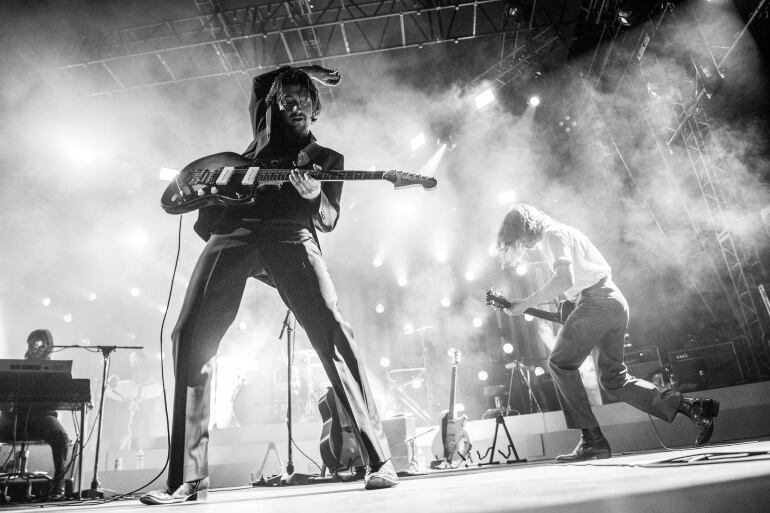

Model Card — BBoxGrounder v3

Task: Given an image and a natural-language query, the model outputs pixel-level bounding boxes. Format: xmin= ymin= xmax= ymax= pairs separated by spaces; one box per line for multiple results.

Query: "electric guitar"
xmin=431 ymin=349 xmax=472 ymax=467
xmin=160 ymin=152 xmax=437 ymax=215
xmin=485 ymin=288 xmax=575 ymax=325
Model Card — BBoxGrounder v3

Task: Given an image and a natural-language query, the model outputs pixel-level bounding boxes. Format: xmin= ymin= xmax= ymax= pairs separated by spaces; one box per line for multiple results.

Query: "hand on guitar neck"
xmin=431 ymin=349 xmax=472 ymax=468
xmin=485 ymin=288 xmax=575 ymax=325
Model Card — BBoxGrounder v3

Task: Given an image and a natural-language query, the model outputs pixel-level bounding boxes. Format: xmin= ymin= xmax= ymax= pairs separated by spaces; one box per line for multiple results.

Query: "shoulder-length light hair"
xmin=496 ymin=204 xmax=551 ymax=263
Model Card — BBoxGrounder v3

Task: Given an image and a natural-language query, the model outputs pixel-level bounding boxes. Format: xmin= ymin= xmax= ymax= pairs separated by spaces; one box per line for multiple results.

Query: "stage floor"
xmin=7 ymin=440 xmax=770 ymax=513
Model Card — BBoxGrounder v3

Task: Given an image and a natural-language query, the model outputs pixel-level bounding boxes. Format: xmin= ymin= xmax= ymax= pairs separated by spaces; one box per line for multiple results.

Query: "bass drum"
xmin=232 ymin=381 xmax=281 ymax=425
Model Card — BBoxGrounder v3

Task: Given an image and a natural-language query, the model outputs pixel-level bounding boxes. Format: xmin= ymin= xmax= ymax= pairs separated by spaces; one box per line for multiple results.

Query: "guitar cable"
xmin=64 ymin=215 xmax=183 ymax=507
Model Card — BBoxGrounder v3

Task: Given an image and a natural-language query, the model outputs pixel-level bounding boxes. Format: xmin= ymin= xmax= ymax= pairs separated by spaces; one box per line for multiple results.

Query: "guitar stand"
xmin=476 ymin=411 xmax=526 ymax=466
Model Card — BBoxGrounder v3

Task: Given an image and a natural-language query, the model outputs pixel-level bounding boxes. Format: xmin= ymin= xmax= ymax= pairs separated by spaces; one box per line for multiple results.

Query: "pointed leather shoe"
xmin=554 ymin=437 xmax=611 ymax=463
xmin=364 ymin=460 xmax=399 ymax=490
xmin=681 ymin=398 xmax=720 ymax=446
xmin=140 ymin=477 xmax=209 ymax=505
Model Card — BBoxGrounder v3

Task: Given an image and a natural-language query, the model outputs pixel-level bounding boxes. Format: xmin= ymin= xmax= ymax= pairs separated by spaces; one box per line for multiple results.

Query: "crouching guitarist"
xmin=494 ymin=203 xmax=720 ymax=463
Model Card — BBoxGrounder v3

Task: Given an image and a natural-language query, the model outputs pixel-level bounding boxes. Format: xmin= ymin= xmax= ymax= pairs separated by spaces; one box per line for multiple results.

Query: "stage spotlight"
xmin=403 ymin=323 xmax=415 ymax=333
xmin=42 ymin=297 xmax=52 ymax=306
xmin=515 ymin=263 xmax=528 ymax=275
xmin=159 ymin=167 xmax=178 ymax=181
xmin=475 ymin=88 xmax=495 ymax=110
xmin=158 ymin=305 xmax=167 ymax=313
xmin=65 ymin=145 xmax=95 ymax=164
xmin=373 ymin=257 xmax=383 ymax=267
xmin=472 ymin=317 xmax=483 ymax=328
xmin=130 ymin=287 xmax=141 ymax=297
xmin=126 ymin=230 xmax=148 ymax=248
xmin=478 ymin=370 xmax=489 ymax=381
xmin=528 ymin=96 xmax=540 ymax=107
xmin=436 ymin=250 xmax=448 ymax=263
xmin=524 ymin=314 xmax=534 ymax=322
xmin=63 ymin=314 xmax=73 ymax=323
xmin=380 ymin=357 xmax=391 ymax=368
xmin=497 ymin=190 xmax=517 ymax=205
xmin=237 ymin=321 xmax=248 ymax=330
xmin=88 ymin=292 xmax=97 ymax=301
xmin=410 ymin=132 xmax=426 ymax=151
xmin=420 ymin=143 xmax=447 ymax=176
xmin=411 ymin=378 xmax=424 ymax=389
xmin=465 ymin=271 xmax=476 ymax=281
xmin=616 ymin=0 xmax=656 ymax=27
xmin=502 ymin=343 xmax=514 ymax=354
xmin=397 ymin=276 xmax=408 ymax=287
xmin=534 ymin=366 xmax=545 ymax=376
xmin=375 ymin=303 xmax=385 ymax=314
xmin=697 ymin=61 xmax=724 ymax=98
xmin=440 ymin=297 xmax=451 ymax=308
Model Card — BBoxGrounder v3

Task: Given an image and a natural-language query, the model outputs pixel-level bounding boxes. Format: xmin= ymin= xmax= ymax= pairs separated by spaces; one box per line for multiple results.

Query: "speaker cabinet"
xmin=382 ymin=415 xmax=415 ymax=473
xmin=669 ymin=342 xmax=744 ymax=391
xmin=625 ymin=346 xmax=664 ymax=383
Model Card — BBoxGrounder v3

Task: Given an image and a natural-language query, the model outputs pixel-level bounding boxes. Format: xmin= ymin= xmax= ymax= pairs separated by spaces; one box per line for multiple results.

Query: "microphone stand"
xmin=54 ymin=344 xmax=143 ymax=498
xmin=277 ymin=310 xmax=313 ymax=485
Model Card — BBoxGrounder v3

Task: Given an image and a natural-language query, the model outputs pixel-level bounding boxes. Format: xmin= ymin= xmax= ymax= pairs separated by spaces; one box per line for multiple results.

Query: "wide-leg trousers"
xmin=168 ymin=227 xmax=390 ymax=487
xmin=548 ymin=279 xmax=682 ymax=429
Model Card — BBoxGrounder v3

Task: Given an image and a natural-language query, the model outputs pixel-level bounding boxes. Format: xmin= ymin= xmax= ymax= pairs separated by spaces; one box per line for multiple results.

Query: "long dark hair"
xmin=496 ymin=204 xmax=551 ymax=263
xmin=266 ymin=68 xmax=321 ymax=122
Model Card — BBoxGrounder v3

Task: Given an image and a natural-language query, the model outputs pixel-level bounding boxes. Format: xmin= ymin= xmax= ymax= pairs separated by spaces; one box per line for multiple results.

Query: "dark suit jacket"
xmin=194 ymin=66 xmax=342 ymax=240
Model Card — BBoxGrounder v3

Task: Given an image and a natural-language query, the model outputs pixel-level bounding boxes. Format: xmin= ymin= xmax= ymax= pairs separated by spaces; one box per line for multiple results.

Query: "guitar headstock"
xmin=383 ymin=170 xmax=438 ymax=191
xmin=449 ymin=348 xmax=462 ymax=365
xmin=485 ymin=288 xmax=512 ymax=311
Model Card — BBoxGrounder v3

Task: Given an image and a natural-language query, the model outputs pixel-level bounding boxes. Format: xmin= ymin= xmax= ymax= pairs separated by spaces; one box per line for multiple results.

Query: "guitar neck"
xmin=215 ymin=167 xmax=387 ymax=182
xmin=523 ymin=307 xmax=563 ymax=325
xmin=447 ymin=364 xmax=457 ymax=420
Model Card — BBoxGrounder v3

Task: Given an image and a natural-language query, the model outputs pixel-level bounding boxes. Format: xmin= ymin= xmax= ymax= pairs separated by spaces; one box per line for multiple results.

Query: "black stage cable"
xmin=53 ymin=215 xmax=184 ymax=508
xmin=96 ymin=213 xmax=184 ymax=504
xmin=292 ymin=439 xmax=323 ymax=474
xmin=647 ymin=413 xmax=674 ymax=451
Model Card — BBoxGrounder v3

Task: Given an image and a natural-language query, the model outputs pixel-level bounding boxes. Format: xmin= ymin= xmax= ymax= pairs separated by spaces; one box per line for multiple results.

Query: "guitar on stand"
xmin=431 ymin=349 xmax=472 ymax=468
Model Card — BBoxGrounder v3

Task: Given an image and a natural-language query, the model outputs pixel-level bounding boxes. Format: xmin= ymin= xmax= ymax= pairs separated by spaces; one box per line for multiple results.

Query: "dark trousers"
xmin=548 ymin=280 xmax=682 ymax=429
xmin=0 ymin=412 xmax=70 ymax=480
xmin=168 ymin=227 xmax=390 ymax=486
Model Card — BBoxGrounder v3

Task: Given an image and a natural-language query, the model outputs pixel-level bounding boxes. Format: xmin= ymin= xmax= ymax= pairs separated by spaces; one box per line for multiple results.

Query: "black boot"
xmin=554 ymin=427 xmax=611 ymax=463
xmin=678 ymin=397 xmax=720 ymax=446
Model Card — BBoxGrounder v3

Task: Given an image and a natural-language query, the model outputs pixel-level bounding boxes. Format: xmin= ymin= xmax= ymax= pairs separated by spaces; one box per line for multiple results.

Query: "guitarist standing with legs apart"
xmin=494 ymin=204 xmax=720 ymax=462
xmin=141 ymin=66 xmax=398 ymax=504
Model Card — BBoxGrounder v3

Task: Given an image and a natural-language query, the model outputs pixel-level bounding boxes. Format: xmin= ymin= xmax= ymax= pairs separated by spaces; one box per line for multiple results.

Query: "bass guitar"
xmin=431 ymin=349 xmax=472 ymax=467
xmin=161 ymin=152 xmax=437 ymax=215
xmin=485 ymin=288 xmax=575 ymax=325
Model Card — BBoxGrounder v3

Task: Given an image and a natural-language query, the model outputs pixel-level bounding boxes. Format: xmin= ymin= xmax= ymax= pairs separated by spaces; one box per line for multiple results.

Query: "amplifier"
xmin=669 ymin=342 xmax=744 ymax=391
xmin=624 ymin=347 xmax=663 ymax=382
xmin=382 ymin=415 xmax=415 ymax=473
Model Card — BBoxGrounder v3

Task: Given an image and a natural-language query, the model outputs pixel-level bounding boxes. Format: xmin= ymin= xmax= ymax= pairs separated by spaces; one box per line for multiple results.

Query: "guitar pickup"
xmin=216 ymin=167 xmax=235 ymax=186
xmin=242 ymin=167 xmax=260 ymax=186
